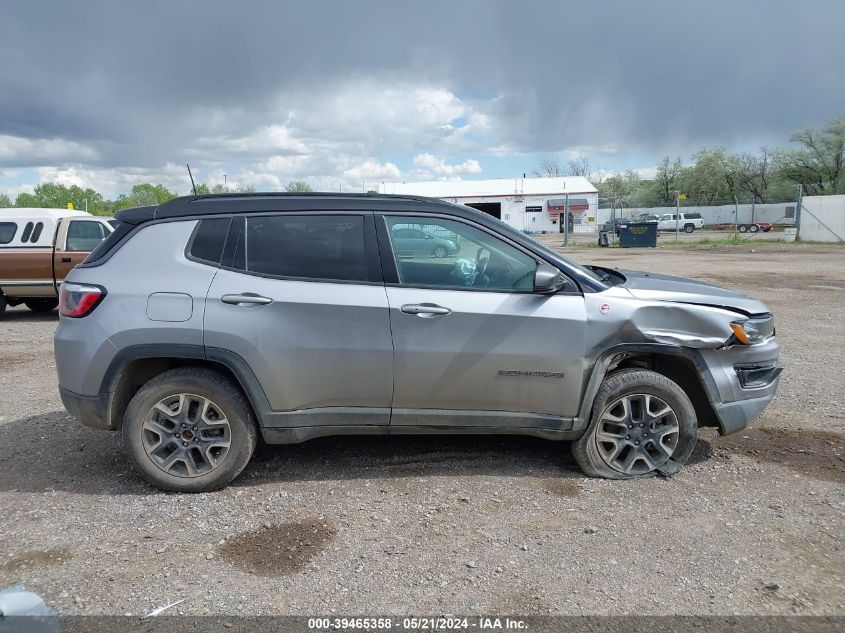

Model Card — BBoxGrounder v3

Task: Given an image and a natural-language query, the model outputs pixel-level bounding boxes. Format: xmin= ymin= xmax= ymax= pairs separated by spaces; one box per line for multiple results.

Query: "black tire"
xmin=738 ymin=225 xmax=748 ymax=233
xmin=24 ymin=298 xmax=59 ymax=312
xmin=122 ymin=367 xmax=257 ymax=492
xmin=572 ymin=369 xmax=698 ymax=479
xmin=432 ymin=245 xmax=447 ymax=258
xmin=0 ymin=293 xmax=6 ymax=318
xmin=684 ymin=224 xmax=695 ymax=233
xmin=749 ymin=224 xmax=760 ymax=233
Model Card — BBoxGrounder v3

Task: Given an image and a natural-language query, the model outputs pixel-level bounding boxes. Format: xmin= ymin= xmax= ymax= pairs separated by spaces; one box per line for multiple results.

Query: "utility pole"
xmin=563 ymin=192 xmax=570 ymax=248
xmin=733 ymin=195 xmax=739 ymax=240
xmin=795 ymin=183 xmax=803 ymax=232
xmin=223 ymin=174 xmax=227 ymax=191
xmin=675 ymin=190 xmax=680 ymax=243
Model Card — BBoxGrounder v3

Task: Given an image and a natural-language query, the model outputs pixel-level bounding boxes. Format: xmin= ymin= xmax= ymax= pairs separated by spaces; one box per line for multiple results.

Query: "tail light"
xmin=59 ymin=283 xmax=107 ymax=318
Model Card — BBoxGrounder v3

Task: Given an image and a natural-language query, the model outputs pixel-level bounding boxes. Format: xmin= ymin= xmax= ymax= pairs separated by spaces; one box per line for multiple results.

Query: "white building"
xmin=379 ymin=176 xmax=599 ymax=233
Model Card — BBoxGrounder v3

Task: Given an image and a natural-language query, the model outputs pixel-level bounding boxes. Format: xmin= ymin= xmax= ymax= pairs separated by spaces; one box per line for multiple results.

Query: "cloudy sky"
xmin=1 ymin=0 xmax=843 ymax=198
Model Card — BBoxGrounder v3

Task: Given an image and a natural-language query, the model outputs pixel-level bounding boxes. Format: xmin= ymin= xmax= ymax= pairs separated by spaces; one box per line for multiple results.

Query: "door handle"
xmin=221 ymin=293 xmax=273 ymax=306
xmin=61 ymin=257 xmax=72 ymax=263
xmin=400 ymin=303 xmax=451 ymax=317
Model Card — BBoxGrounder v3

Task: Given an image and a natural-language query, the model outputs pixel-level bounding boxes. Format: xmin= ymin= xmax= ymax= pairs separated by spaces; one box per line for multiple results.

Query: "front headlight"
xmin=730 ymin=314 xmax=775 ymax=345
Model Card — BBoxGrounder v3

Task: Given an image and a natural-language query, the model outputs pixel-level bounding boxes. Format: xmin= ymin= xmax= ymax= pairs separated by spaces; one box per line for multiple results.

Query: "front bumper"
xmin=699 ymin=337 xmax=782 ymax=435
xmin=59 ymin=386 xmax=113 ymax=430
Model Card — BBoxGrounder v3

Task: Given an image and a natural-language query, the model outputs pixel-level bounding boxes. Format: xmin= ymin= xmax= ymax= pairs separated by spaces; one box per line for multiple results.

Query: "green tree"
xmin=0 ymin=193 xmax=12 ymax=208
xmin=113 ymin=183 xmax=177 ymax=210
xmin=654 ymin=157 xmax=683 ymax=204
xmin=682 ymin=147 xmax=740 ymax=205
xmin=776 ymin=116 xmax=845 ymax=195
xmin=14 ymin=182 xmax=109 ymax=214
xmin=285 ymin=180 xmax=313 ymax=193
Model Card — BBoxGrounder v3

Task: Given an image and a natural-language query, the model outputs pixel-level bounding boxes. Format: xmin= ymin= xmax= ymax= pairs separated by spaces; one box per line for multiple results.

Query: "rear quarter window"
xmin=188 ymin=217 xmax=231 ymax=264
xmin=0 ymin=222 xmax=17 ymax=244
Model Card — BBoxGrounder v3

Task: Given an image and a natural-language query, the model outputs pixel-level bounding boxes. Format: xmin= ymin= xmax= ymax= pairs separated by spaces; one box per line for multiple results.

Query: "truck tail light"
xmin=59 ymin=283 xmax=107 ymax=318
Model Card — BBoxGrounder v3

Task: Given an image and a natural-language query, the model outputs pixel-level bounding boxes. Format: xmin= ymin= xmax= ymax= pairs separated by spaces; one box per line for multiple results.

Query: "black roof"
xmin=116 ymin=192 xmax=458 ymax=224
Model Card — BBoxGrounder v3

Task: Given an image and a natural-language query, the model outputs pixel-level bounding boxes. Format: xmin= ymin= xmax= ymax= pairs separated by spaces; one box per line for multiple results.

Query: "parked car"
xmin=55 ymin=193 xmax=781 ymax=492
xmin=599 ymin=217 xmax=632 ymax=235
xmin=390 ymin=225 xmax=459 ymax=258
xmin=657 ymin=212 xmax=704 ymax=233
xmin=0 ymin=208 xmax=113 ymax=316
xmin=637 ymin=213 xmax=660 ymax=223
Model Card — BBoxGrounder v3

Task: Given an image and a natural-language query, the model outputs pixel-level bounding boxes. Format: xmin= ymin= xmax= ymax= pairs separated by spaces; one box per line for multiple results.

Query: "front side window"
xmin=244 ymin=214 xmax=366 ymax=282
xmin=385 ymin=216 xmax=537 ymax=291
xmin=0 ymin=222 xmax=16 ymax=244
xmin=66 ymin=220 xmax=108 ymax=252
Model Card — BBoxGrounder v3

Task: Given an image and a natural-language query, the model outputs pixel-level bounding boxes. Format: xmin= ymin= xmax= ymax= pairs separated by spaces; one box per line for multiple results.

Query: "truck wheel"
xmin=122 ymin=367 xmax=257 ymax=493
xmin=572 ymin=369 xmax=698 ymax=479
xmin=684 ymin=224 xmax=695 ymax=233
xmin=738 ymin=225 xmax=748 ymax=233
xmin=24 ymin=298 xmax=59 ymax=312
xmin=0 ymin=293 xmax=6 ymax=318
xmin=749 ymin=224 xmax=760 ymax=233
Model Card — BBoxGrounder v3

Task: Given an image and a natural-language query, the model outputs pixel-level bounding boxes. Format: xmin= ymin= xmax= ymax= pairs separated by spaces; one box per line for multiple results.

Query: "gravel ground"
xmin=0 ymin=243 xmax=843 ymax=617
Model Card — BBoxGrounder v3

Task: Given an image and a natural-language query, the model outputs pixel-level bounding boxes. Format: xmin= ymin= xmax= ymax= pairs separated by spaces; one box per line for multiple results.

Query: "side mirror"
xmin=534 ymin=262 xmax=568 ymax=294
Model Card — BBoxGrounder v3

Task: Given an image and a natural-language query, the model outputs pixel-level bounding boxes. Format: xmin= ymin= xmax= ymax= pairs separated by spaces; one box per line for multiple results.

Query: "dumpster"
xmin=618 ymin=222 xmax=658 ymax=248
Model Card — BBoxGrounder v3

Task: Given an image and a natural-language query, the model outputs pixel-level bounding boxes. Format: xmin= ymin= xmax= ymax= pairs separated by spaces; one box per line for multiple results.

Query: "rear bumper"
xmin=59 ymin=386 xmax=113 ymax=430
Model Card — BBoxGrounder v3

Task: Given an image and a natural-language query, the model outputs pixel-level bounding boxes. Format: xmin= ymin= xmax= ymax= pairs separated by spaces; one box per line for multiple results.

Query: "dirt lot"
xmin=0 ymin=243 xmax=843 ymax=617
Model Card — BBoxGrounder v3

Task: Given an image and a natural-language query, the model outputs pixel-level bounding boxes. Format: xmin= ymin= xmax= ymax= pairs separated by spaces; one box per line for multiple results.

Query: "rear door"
xmin=203 ymin=212 xmax=394 ymax=428
xmin=378 ymin=213 xmax=587 ymax=426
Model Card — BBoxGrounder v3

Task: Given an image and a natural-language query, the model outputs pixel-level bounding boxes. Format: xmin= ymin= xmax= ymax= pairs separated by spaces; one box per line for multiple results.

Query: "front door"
xmin=379 ymin=214 xmax=587 ymax=427
xmin=203 ymin=213 xmax=393 ymax=428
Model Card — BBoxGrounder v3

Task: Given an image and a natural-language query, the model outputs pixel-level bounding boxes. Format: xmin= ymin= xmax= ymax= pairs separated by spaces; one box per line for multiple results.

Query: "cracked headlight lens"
xmin=730 ymin=315 xmax=774 ymax=345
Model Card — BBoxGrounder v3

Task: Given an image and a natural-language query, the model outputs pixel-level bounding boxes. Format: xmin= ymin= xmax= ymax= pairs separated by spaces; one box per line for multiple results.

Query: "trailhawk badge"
xmin=599 ymin=303 xmax=612 ymax=315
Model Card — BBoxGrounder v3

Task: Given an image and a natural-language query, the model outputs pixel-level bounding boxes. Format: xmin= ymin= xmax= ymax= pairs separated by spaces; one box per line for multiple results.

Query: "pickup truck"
xmin=0 ymin=208 xmax=113 ymax=316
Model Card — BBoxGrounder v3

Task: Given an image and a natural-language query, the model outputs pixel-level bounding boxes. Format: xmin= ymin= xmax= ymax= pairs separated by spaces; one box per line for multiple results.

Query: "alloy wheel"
xmin=141 ymin=393 xmax=232 ymax=478
xmin=594 ymin=393 xmax=680 ymax=475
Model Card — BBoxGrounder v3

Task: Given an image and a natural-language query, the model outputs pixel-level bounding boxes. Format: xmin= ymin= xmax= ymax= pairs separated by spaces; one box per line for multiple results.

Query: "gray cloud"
xmin=1 ymin=0 xmax=842 ymax=189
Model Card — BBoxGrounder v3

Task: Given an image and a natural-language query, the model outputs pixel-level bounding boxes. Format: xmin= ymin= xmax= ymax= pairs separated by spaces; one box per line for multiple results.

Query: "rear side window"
xmin=0 ymin=222 xmax=16 ymax=244
xmin=21 ymin=222 xmax=33 ymax=242
xmin=685 ymin=213 xmax=702 ymax=219
xmin=30 ymin=222 xmax=44 ymax=242
xmin=66 ymin=220 xmax=108 ymax=251
xmin=189 ymin=218 xmax=231 ymax=264
xmin=243 ymin=214 xmax=366 ymax=282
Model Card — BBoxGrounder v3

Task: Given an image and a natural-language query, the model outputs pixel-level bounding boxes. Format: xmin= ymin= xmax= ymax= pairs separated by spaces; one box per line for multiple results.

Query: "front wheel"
xmin=749 ymin=224 xmax=760 ymax=233
xmin=432 ymin=245 xmax=448 ymax=258
xmin=572 ymin=369 xmax=698 ymax=479
xmin=24 ymin=298 xmax=59 ymax=312
xmin=122 ymin=367 xmax=257 ymax=492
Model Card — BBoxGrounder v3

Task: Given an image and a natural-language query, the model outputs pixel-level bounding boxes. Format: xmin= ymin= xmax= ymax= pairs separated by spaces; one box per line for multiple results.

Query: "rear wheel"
xmin=749 ymin=224 xmax=760 ymax=233
xmin=684 ymin=224 xmax=695 ymax=233
xmin=738 ymin=224 xmax=748 ymax=233
xmin=432 ymin=245 xmax=447 ymax=258
xmin=122 ymin=367 xmax=257 ymax=492
xmin=0 ymin=294 xmax=6 ymax=318
xmin=24 ymin=298 xmax=59 ymax=312
xmin=572 ymin=369 xmax=697 ymax=479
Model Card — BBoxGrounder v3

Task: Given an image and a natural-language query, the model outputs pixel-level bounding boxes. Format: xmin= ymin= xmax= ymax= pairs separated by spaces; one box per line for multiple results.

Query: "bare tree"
xmin=567 ymin=157 xmax=591 ymax=177
xmin=533 ymin=158 xmax=565 ymax=178
xmin=777 ymin=117 xmax=845 ymax=194
xmin=737 ymin=148 xmax=773 ymax=202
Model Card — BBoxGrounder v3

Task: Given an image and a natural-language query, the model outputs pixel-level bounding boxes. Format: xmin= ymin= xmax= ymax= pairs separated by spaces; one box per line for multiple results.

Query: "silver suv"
xmin=55 ymin=193 xmax=781 ymax=492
